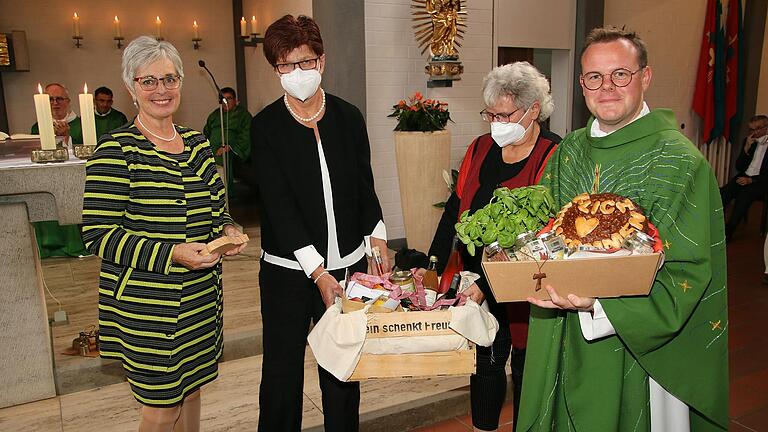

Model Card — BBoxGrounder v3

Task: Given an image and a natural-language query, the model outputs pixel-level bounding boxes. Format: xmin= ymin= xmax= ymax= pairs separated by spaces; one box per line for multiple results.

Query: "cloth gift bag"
xmin=307 ymin=299 xmax=368 ymax=381
xmin=448 ymin=298 xmax=499 ymax=347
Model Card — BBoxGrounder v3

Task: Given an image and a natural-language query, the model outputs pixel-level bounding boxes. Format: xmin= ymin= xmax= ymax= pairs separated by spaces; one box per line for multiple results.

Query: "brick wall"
xmin=365 ymin=0 xmax=494 ymax=240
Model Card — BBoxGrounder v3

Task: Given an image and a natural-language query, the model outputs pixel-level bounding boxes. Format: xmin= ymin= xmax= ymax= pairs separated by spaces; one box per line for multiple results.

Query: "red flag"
xmin=693 ymin=0 xmax=725 ymax=143
xmin=724 ymin=0 xmax=742 ymax=141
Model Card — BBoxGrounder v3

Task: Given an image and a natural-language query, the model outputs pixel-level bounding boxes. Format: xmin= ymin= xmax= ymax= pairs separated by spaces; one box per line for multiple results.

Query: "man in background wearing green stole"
xmin=93 ymin=86 xmax=128 ymax=138
xmin=30 ymin=83 xmax=88 ymax=258
xmin=517 ymin=28 xmax=728 ymax=431
xmin=203 ymin=87 xmax=252 ymax=198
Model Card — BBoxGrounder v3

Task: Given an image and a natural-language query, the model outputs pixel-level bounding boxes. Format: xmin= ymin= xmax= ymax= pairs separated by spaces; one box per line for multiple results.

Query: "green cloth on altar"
xmin=517 ymin=109 xmax=728 ymax=431
xmin=32 ymin=117 xmax=83 ymax=145
xmin=30 ymin=117 xmax=88 ymax=258
xmin=95 ymin=109 xmax=128 ymax=139
xmin=203 ymin=104 xmax=252 ymax=190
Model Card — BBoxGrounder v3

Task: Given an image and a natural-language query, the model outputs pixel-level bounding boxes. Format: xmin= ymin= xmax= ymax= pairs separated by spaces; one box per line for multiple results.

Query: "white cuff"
xmin=294 ymin=245 xmax=325 ymax=278
xmin=578 ymin=299 xmax=616 ymax=341
xmin=364 ymin=220 xmax=387 ymax=256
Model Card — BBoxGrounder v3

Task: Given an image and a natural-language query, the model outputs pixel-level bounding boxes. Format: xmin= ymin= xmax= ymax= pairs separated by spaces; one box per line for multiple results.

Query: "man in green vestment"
xmin=203 ymin=87 xmax=252 ymax=197
xmin=517 ymin=28 xmax=728 ymax=432
xmin=93 ymin=86 xmax=128 ymax=138
xmin=30 ymin=83 xmax=88 ymax=258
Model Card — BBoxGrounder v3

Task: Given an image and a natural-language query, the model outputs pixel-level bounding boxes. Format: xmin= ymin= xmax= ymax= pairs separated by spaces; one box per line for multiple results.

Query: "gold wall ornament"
xmin=411 ymin=0 xmax=467 ymax=86
xmin=0 ymin=34 xmax=10 ymax=67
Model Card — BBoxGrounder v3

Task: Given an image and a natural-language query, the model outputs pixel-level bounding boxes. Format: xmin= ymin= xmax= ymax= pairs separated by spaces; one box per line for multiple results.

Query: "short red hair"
xmin=263 ymin=15 xmax=324 ymax=67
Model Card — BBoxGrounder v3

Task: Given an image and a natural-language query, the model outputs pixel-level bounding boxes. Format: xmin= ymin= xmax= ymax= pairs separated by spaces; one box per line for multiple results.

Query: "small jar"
xmin=540 ymin=232 xmax=566 ymax=260
xmin=622 ymin=231 xmax=656 ymax=254
xmin=389 ymin=270 xmax=415 ymax=294
xmin=484 ymin=242 xmax=509 ymax=261
xmin=514 ymin=232 xmax=535 ymax=261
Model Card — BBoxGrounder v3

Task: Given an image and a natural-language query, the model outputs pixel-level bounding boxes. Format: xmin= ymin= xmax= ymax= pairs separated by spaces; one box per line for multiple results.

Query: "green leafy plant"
xmin=455 ymin=186 xmax=556 ymax=256
xmin=388 ymin=91 xmax=452 ymax=132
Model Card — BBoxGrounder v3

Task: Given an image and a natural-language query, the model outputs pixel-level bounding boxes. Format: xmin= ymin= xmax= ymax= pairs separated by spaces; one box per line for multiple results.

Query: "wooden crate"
xmin=347 ymin=309 xmax=477 ymax=381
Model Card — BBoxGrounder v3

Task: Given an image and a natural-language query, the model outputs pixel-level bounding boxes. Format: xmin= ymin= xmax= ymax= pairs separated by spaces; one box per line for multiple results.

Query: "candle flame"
xmin=84 ymin=83 xmax=88 ymax=94
xmin=193 ymin=20 xmax=198 ymax=27
xmin=73 ymin=12 xmax=78 ymax=19
xmin=252 ymin=15 xmax=256 ymax=20
xmin=241 ymin=17 xmax=246 ymax=23
xmin=156 ymin=16 xmax=161 ymax=24
xmin=114 ymin=16 xmax=119 ymax=23
xmin=38 ymin=83 xmax=43 ymax=94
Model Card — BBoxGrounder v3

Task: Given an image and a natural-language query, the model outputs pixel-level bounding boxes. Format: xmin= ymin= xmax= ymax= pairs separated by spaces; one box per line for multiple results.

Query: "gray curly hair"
xmin=121 ymin=36 xmax=184 ymax=100
xmin=482 ymin=61 xmax=554 ymax=122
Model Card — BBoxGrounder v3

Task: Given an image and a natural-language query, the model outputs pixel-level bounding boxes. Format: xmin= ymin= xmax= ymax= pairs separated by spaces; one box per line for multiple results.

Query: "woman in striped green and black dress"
xmin=82 ymin=36 xmax=247 ymax=432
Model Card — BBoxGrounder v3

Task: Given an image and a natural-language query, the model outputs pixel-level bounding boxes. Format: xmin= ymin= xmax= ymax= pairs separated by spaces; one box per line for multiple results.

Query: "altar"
xmin=0 ymin=148 xmax=86 ymax=408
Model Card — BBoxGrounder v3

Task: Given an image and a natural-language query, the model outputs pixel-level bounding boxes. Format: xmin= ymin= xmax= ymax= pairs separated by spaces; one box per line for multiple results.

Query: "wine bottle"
xmin=438 ymin=235 xmax=462 ymax=294
xmin=437 ymin=273 xmax=462 ymax=309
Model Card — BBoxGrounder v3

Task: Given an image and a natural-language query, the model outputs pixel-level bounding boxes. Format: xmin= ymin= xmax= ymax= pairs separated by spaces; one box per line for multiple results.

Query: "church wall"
xmin=0 ymin=0 xmax=238 ymax=134
xmin=364 ymin=0 xmax=494 ymax=241
xmin=604 ymin=0 xmax=707 ymax=143
xmin=757 ymin=9 xmax=768 ymax=116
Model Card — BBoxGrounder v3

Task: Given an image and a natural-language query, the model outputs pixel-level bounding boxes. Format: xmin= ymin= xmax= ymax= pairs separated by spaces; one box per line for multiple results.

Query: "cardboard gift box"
xmin=481 ymin=252 xmax=664 ymax=303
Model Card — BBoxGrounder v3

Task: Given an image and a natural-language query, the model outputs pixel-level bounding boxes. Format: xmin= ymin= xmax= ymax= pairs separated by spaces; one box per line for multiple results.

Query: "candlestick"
xmin=155 ymin=16 xmax=163 ymax=40
xmin=33 ymin=84 xmax=56 ymax=151
xmin=73 ymin=12 xmax=81 ymax=38
xmin=240 ymin=17 xmax=247 ymax=37
xmin=251 ymin=16 xmax=257 ymax=34
xmin=79 ymin=84 xmax=97 ymax=146
xmin=114 ymin=16 xmax=122 ymax=38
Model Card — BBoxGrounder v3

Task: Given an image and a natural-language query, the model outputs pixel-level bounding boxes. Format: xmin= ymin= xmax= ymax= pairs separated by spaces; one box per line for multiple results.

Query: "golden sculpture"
xmin=412 ymin=0 xmax=466 ymax=59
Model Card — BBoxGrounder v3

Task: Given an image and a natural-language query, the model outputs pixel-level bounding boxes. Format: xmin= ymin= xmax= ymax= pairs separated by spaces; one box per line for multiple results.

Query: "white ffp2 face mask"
xmin=490 ymin=107 xmax=533 ymax=147
xmin=280 ymin=68 xmax=322 ymax=102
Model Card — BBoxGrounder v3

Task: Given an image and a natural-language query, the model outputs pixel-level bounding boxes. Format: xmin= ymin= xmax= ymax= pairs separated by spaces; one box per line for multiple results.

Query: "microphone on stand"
xmin=198 ymin=60 xmax=226 ymax=105
xmin=198 ymin=59 xmax=230 ymax=211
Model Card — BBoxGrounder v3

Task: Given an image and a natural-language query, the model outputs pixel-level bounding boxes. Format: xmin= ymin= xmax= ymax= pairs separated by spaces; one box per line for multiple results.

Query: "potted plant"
xmin=388 ymin=92 xmax=452 ymax=253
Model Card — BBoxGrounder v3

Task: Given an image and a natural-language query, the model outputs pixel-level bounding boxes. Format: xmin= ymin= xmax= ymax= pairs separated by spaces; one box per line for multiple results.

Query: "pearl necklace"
xmin=284 ymin=89 xmax=325 ymax=123
xmin=137 ymin=115 xmax=178 ymax=142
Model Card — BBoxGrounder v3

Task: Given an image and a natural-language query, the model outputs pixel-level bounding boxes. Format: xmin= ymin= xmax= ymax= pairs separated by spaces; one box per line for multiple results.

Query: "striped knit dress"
xmin=82 ymin=123 xmax=232 ymax=406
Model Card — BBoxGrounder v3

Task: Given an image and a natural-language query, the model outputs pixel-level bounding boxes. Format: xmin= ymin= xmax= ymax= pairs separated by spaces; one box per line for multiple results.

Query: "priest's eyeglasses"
xmin=275 ymin=57 xmax=320 ymax=74
xmin=480 ymin=106 xmax=523 ymax=123
xmin=580 ymin=68 xmax=644 ymax=91
xmin=133 ymin=74 xmax=182 ymax=91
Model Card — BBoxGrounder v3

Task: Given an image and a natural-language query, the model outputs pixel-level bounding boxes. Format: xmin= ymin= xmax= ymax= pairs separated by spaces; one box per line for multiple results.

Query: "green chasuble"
xmin=30 ymin=117 xmax=88 ymax=258
xmin=95 ymin=109 xmax=128 ymax=139
xmin=517 ymin=109 xmax=728 ymax=432
xmin=203 ymin=104 xmax=252 ymax=166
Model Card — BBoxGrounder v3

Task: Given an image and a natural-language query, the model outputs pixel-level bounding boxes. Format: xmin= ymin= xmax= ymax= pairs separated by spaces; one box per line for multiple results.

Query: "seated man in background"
xmin=721 ymin=114 xmax=768 ymax=240
xmin=93 ymin=86 xmax=128 ymax=138
xmin=30 ymin=83 xmax=88 ymax=258
xmin=203 ymin=86 xmax=253 ymax=199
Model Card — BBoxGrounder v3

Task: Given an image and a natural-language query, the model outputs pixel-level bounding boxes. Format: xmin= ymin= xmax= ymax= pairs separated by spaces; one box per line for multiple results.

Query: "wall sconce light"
xmin=114 ymin=16 xmax=124 ymax=49
xmin=192 ymin=20 xmax=202 ymax=49
xmin=72 ymin=12 xmax=83 ymax=48
xmin=240 ymin=16 xmax=263 ymax=47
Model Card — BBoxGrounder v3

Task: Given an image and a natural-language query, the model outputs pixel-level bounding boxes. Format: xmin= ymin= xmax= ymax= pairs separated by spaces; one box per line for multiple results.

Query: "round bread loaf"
xmin=552 ymin=192 xmax=647 ymax=248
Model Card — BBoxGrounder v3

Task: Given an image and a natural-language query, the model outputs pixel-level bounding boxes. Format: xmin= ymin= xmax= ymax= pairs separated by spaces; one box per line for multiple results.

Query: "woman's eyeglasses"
xmin=580 ymin=67 xmax=644 ymax=91
xmin=274 ymin=57 xmax=320 ymax=74
xmin=133 ymin=74 xmax=182 ymax=91
xmin=480 ymin=106 xmax=523 ymax=123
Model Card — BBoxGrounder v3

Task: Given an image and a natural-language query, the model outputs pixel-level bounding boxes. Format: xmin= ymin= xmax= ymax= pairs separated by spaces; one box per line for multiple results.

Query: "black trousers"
xmin=258 ymin=258 xmax=366 ymax=432
xmin=470 ymin=321 xmax=527 ymax=431
xmin=721 ymin=178 xmax=765 ymax=236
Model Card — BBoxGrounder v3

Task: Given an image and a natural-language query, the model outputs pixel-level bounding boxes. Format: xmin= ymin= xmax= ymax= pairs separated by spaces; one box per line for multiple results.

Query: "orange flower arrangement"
xmin=388 ymin=91 xmax=452 ymax=132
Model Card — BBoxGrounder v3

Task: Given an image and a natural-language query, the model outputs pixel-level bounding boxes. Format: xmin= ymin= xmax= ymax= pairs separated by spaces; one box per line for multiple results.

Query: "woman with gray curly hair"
xmin=424 ymin=61 xmax=560 ymax=432
xmin=82 ymin=36 xmax=247 ymax=431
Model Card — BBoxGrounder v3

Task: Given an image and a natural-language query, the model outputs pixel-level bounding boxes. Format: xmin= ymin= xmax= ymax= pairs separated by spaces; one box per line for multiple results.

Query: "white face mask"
xmin=280 ymin=68 xmax=322 ymax=102
xmin=490 ymin=107 xmax=533 ymax=148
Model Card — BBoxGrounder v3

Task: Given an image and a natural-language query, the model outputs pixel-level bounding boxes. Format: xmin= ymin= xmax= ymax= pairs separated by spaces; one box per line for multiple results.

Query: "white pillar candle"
xmin=155 ymin=16 xmax=162 ymax=39
xmin=114 ymin=16 xmax=121 ymax=38
xmin=251 ymin=16 xmax=257 ymax=34
xmin=73 ymin=12 xmax=81 ymax=38
xmin=193 ymin=20 xmax=199 ymax=39
xmin=80 ymin=84 xmax=97 ymax=145
xmin=240 ymin=17 xmax=247 ymax=37
xmin=33 ymin=84 xmax=56 ymax=150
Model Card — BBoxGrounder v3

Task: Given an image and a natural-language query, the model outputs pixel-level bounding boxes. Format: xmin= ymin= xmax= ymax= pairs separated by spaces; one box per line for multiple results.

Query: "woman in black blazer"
xmin=251 ymin=15 xmax=390 ymax=432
